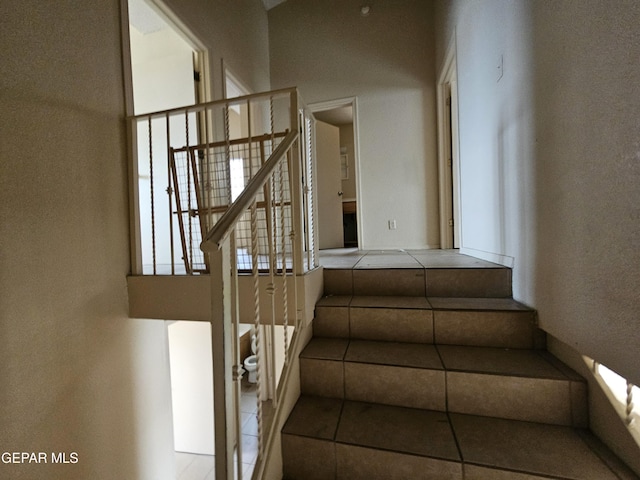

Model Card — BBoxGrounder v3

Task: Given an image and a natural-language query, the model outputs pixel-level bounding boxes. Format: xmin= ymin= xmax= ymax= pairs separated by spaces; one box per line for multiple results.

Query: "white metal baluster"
xmin=305 ymin=112 xmax=317 ymax=270
xmin=250 ymin=201 xmax=264 ymax=461
xmin=185 ymin=111 xmax=193 ymax=273
xmin=626 ymin=382 xmax=635 ymax=425
xmin=267 ymin=97 xmax=280 ymax=400
xmin=148 ymin=116 xmax=157 ymax=274
xmin=230 ymin=230 xmax=243 ymax=479
xmin=279 ymin=160 xmax=290 ymax=366
xmin=224 ymin=105 xmax=232 ymax=205
xmin=166 ymin=113 xmax=175 ymax=275
xmin=268 ymin=173 xmax=278 ymax=407
xmin=204 ymin=107 xmax=213 ymax=236
xmin=286 ymin=146 xmax=302 ymax=329
xmin=247 ymin=98 xmax=254 ymax=178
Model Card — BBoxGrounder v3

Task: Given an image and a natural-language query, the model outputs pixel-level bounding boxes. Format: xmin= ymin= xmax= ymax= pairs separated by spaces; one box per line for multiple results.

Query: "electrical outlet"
xmin=388 ymin=220 xmax=397 ymax=230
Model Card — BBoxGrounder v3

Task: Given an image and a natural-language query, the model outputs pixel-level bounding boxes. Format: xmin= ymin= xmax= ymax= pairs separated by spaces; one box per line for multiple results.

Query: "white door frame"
xmin=308 ymin=97 xmax=362 ymax=249
xmin=437 ymin=35 xmax=462 ymax=249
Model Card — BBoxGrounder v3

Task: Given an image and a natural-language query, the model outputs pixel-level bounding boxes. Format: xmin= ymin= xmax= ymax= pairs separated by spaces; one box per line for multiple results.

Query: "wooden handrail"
xmin=128 ymin=86 xmax=298 ymax=121
xmin=200 ymin=130 xmax=298 ymax=252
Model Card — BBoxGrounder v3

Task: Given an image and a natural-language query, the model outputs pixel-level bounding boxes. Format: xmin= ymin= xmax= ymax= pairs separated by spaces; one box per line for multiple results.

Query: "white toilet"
xmin=243 ymin=333 xmax=258 ymax=383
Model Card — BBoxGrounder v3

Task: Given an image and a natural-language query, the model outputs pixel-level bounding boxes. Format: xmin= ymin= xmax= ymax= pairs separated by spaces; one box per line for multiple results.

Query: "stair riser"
xmin=299 ymin=358 xmax=586 ymax=427
xmin=315 ymin=306 xmax=539 ymax=349
xmin=282 ymin=436 xmax=463 ymax=480
xmin=282 ymin=435 xmax=335 ymax=480
xmin=447 ymin=372 xmax=587 ymax=427
xmin=336 ymin=444 xmax=462 ymax=480
xmin=323 ymin=268 xmax=512 ymax=297
xmin=434 ymin=310 xmax=541 ymax=349
xmin=351 ymin=307 xmax=433 ymax=343
xmin=345 ymin=363 xmax=446 ymax=410
xmin=299 ymin=358 xmax=344 ymax=398
xmin=283 ymin=436 xmax=599 ymax=480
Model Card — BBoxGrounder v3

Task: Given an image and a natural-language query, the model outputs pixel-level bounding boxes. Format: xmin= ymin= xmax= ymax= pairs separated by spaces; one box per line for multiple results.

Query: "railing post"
xmin=128 ymin=118 xmax=143 ymax=275
xmin=288 ymin=92 xmax=305 ymax=277
xmin=209 ymin=246 xmax=234 ymax=480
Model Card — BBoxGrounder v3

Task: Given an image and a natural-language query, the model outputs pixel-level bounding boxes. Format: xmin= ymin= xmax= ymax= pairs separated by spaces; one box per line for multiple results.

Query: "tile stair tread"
xmin=283 ymin=396 xmax=623 ymax=480
xmin=450 ymin=413 xmax=621 ymax=480
xmin=437 ymin=345 xmax=574 ymax=380
xmin=350 ymin=295 xmax=431 ymax=309
xmin=316 ymin=295 xmax=352 ymax=307
xmin=282 ymin=395 xmax=342 ymax=440
xmin=428 ymin=296 xmax=532 ymax=311
xmin=316 ymin=295 xmax=532 ymax=311
xmin=300 ymin=337 xmax=349 ymax=361
xmin=336 ymin=400 xmax=460 ymax=461
xmin=345 ymin=340 xmax=443 ymax=369
xmin=301 ymin=338 xmax=579 ymax=381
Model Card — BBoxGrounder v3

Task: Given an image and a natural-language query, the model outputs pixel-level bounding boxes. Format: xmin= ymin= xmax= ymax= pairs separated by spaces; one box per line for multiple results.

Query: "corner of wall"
xmin=547 ymin=335 xmax=640 ymax=477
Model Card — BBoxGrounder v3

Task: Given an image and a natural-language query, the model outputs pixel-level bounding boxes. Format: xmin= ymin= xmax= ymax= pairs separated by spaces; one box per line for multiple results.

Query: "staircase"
xmin=280 ymin=251 xmax=635 ymax=479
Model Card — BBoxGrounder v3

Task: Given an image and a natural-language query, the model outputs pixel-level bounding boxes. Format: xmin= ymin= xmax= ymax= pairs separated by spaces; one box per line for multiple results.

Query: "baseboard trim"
xmin=460 ymin=247 xmax=515 ymax=268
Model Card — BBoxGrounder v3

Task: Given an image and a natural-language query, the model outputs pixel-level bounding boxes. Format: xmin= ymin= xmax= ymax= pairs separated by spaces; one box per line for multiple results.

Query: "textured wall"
xmin=435 ymin=1 xmax=640 ymax=471
xmin=0 ymin=1 xmax=176 ymax=478
xmin=435 ymin=0 xmax=640 ymax=386
xmin=0 ymin=0 xmax=273 ymax=478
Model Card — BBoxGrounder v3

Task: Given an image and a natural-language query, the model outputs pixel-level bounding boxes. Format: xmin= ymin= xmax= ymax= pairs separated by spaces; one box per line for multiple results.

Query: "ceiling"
xmin=129 ymin=0 xmax=168 ymax=35
xmin=313 ymin=106 xmax=353 ymax=126
xmin=130 ymin=0 xmax=286 ymax=35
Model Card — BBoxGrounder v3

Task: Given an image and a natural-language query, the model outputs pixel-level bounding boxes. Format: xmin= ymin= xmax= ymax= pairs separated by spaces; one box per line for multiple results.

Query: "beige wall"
xmin=269 ymin=0 xmax=439 ymax=249
xmin=0 ymin=0 xmax=271 ymax=478
xmin=435 ymin=0 xmax=640 ymax=471
xmin=530 ymin=0 xmax=640 ymax=387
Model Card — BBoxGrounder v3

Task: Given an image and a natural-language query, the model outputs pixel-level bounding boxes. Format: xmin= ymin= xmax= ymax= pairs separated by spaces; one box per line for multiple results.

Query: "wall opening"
xmin=310 ymin=99 xmax=360 ymax=249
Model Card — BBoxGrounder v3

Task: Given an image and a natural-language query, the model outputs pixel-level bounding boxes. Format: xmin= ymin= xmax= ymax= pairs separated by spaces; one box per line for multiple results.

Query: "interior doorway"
xmin=310 ymin=98 xmax=361 ymax=249
xmin=437 ymin=39 xmax=461 ymax=249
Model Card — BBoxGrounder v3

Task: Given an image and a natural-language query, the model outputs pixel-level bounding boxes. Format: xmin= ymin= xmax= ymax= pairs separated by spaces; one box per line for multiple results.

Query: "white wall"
xmin=0 ymin=1 xmax=175 ymax=478
xmin=269 ymin=0 xmax=439 ymax=249
xmin=435 ymin=0 xmax=536 ymax=271
xmin=129 ymin=24 xmax=196 ymax=115
xmin=168 ymin=321 xmax=214 ymax=455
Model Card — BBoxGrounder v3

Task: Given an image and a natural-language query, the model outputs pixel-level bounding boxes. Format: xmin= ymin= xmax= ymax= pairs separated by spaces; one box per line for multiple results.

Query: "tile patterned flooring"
xmin=175 ymin=382 xmax=259 ymax=480
xmin=318 ymin=247 xmax=501 ymax=269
